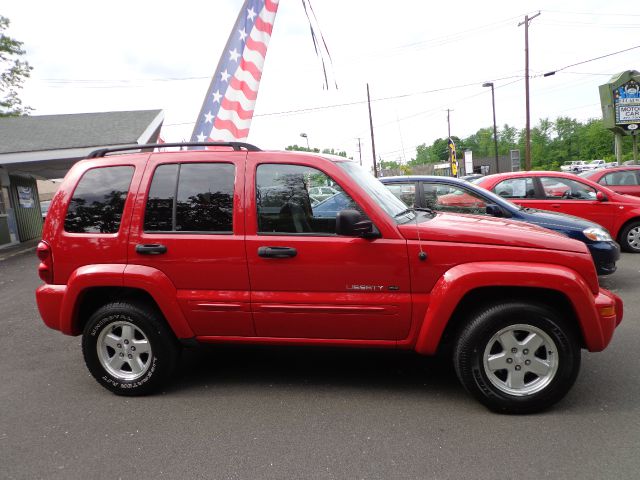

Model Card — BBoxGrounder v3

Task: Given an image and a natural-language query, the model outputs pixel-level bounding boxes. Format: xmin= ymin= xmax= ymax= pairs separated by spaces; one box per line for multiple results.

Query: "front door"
xmin=244 ymin=157 xmax=412 ymax=341
xmin=536 ymin=176 xmax=615 ymax=233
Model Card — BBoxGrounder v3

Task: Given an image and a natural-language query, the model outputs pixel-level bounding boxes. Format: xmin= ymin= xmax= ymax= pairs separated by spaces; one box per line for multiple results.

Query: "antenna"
xmin=414 ymin=210 xmax=427 ymax=261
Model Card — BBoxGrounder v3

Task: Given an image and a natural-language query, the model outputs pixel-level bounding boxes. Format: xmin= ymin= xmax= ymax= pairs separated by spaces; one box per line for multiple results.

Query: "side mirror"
xmin=485 ymin=204 xmax=503 ymax=217
xmin=596 ymin=191 xmax=607 ymax=202
xmin=336 ymin=209 xmax=379 ymax=238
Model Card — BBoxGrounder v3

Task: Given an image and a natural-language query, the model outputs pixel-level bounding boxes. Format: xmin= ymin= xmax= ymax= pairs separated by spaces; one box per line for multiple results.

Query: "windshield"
xmin=338 ymin=162 xmax=417 ymax=223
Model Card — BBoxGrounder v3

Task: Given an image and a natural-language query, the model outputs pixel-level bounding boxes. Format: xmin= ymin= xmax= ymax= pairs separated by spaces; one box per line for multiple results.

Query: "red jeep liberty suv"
xmin=36 ymin=143 xmax=623 ymax=413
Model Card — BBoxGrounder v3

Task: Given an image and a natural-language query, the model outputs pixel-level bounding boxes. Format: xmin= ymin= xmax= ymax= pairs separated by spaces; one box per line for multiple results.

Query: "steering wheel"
xmin=561 ymin=190 xmax=572 ymax=199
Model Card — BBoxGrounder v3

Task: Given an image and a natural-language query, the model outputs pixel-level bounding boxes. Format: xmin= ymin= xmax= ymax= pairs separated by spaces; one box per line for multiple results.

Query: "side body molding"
xmin=122 ymin=265 xmax=194 ymax=338
xmin=414 ymin=262 xmax=604 ymax=355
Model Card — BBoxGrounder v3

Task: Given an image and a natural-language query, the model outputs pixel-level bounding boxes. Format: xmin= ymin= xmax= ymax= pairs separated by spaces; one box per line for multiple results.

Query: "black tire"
xmin=454 ymin=302 xmax=581 ymax=414
xmin=619 ymin=221 xmax=640 ymax=253
xmin=82 ymin=301 xmax=179 ymax=396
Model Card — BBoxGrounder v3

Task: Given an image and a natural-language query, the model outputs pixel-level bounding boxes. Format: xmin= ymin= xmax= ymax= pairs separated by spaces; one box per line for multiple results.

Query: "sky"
xmin=3 ymin=0 xmax=639 ymax=171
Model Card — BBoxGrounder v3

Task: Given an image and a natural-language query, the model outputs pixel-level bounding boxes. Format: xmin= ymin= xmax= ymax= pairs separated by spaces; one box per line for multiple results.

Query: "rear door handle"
xmin=550 ymin=204 xmax=561 ymax=208
xmin=258 ymin=246 xmax=297 ymax=258
xmin=135 ymin=243 xmax=167 ymax=255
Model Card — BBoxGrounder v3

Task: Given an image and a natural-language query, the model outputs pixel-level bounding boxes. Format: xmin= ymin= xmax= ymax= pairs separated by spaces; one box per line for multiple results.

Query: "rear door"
xmin=128 ymin=152 xmax=253 ymax=337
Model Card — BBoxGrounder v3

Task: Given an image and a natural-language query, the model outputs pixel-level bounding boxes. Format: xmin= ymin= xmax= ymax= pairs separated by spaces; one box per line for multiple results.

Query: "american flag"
xmin=190 ymin=0 xmax=280 ymax=143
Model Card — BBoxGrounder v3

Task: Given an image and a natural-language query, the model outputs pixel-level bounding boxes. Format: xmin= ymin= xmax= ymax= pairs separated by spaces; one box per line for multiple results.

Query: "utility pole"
xmin=519 ymin=11 xmax=540 ymax=171
xmin=446 ymin=108 xmax=452 ymax=139
xmin=356 ymin=137 xmax=362 ymax=166
xmin=367 ymin=83 xmax=378 ymax=177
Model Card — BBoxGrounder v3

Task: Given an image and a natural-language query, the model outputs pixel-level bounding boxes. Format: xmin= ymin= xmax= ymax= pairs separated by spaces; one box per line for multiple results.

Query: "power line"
xmin=543 ymin=44 xmax=640 ymax=77
xmin=543 ymin=9 xmax=640 ymax=17
xmin=163 ymin=75 xmax=524 ymax=126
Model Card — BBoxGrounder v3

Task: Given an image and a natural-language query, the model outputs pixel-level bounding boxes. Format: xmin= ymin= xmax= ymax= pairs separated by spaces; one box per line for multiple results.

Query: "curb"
xmin=0 ymin=245 xmax=38 ymax=262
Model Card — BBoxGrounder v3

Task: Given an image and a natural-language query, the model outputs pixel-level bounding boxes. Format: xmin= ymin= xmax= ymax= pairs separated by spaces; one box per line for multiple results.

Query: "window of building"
xmin=64 ymin=166 xmax=134 ymax=234
xmin=0 ymin=186 xmax=10 ymax=215
xmin=144 ymin=163 xmax=235 ymax=233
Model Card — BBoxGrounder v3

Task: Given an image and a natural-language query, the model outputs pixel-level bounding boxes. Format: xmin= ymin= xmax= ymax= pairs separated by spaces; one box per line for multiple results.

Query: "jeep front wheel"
xmin=82 ymin=302 xmax=179 ymax=395
xmin=454 ymin=302 xmax=581 ymax=414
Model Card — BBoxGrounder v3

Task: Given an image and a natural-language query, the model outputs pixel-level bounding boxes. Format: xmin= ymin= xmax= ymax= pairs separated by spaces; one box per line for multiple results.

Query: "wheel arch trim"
xmin=58 ymin=264 xmax=193 ymax=338
xmin=414 ymin=262 xmax=608 ymax=355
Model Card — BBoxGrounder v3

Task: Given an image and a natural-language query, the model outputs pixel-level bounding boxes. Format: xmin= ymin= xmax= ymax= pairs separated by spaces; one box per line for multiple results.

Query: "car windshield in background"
xmin=338 ymin=162 xmax=416 ymax=223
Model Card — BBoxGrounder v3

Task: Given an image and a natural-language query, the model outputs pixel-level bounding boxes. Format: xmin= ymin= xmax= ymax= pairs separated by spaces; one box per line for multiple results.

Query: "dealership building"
xmin=0 ymin=110 xmax=164 ymax=248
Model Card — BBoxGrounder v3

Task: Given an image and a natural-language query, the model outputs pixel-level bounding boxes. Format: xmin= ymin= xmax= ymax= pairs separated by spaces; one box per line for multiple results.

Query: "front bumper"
xmin=589 ymin=287 xmax=623 ymax=351
xmin=588 ymin=240 xmax=620 ymax=276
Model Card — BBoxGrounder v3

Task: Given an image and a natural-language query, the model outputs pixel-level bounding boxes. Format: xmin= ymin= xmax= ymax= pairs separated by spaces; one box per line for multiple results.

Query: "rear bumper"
xmin=36 ymin=284 xmax=70 ymax=334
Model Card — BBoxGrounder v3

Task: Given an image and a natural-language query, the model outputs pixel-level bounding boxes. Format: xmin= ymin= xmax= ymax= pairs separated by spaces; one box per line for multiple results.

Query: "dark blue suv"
xmin=381 ymin=175 xmax=620 ymax=275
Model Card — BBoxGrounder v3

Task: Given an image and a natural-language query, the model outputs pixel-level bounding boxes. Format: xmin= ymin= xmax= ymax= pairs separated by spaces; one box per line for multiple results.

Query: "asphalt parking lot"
xmin=1 ymin=250 xmax=639 ymax=479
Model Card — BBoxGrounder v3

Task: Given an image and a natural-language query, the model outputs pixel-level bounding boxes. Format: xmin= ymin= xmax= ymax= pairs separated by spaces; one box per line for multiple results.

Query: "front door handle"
xmin=136 ymin=243 xmax=167 ymax=255
xmin=550 ymin=204 xmax=561 ymax=208
xmin=258 ymin=246 xmax=297 ymax=258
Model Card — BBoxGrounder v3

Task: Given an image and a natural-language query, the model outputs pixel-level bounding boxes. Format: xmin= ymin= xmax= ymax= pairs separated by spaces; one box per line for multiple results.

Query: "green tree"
xmin=284 ymin=145 xmax=347 ymax=158
xmin=0 ymin=16 xmax=32 ymax=116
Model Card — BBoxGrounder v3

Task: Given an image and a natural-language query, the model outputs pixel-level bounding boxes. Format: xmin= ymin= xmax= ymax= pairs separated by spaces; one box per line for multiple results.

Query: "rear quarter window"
xmin=64 ymin=166 xmax=134 ymax=234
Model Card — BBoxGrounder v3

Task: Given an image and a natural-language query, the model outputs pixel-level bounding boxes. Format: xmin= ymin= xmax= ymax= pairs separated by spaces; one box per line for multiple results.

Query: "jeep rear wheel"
xmin=82 ymin=302 xmax=179 ymax=395
xmin=454 ymin=302 xmax=580 ymax=414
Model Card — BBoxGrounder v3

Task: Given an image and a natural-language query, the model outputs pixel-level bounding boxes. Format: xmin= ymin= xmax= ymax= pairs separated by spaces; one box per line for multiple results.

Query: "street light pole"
xmin=300 ymin=132 xmax=309 ymax=150
xmin=483 ymin=82 xmax=500 ymax=173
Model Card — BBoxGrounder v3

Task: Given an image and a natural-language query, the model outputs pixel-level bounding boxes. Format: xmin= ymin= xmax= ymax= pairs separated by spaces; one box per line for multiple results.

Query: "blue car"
xmin=381 ymin=175 xmax=620 ymax=275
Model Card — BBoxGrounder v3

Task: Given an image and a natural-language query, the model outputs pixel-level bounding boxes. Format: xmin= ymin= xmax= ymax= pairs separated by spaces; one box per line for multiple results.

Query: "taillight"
xmin=37 ymin=241 xmax=53 ymax=283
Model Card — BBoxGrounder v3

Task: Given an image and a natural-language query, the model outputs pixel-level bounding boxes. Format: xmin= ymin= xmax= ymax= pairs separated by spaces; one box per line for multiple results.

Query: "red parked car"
xmin=579 ymin=166 xmax=640 ymax=198
xmin=474 ymin=171 xmax=640 ymax=252
xmin=35 ymin=143 xmax=623 ymax=413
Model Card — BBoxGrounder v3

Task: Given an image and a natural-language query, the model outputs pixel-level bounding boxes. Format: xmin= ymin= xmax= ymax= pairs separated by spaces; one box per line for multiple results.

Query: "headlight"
xmin=583 ymin=227 xmax=612 ymax=242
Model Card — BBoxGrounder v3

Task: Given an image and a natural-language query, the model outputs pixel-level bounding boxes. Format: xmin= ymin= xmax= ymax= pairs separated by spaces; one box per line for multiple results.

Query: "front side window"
xmin=540 ymin=177 xmax=597 ymax=200
xmin=144 ymin=163 xmax=235 ymax=233
xmin=256 ymin=164 xmax=365 ymax=235
xmin=65 ymin=166 xmax=134 ymax=233
xmin=493 ymin=178 xmax=536 ymax=199
xmin=423 ymin=183 xmax=488 ymax=215
xmin=384 ymin=183 xmax=416 ymax=207
xmin=601 ymin=170 xmax=639 ymax=186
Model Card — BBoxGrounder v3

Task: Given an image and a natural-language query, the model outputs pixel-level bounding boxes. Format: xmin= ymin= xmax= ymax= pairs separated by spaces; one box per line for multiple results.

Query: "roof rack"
xmin=86 ymin=142 xmax=261 ymax=158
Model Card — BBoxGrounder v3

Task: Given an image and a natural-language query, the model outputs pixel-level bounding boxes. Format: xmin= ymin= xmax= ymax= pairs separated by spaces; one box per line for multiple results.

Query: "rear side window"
xmin=65 ymin=166 xmax=134 ymax=234
xmin=144 ymin=163 xmax=235 ymax=233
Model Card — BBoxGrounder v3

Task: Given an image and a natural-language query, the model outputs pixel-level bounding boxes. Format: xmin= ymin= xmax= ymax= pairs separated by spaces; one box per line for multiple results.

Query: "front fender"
xmin=414 ymin=262 xmax=606 ymax=355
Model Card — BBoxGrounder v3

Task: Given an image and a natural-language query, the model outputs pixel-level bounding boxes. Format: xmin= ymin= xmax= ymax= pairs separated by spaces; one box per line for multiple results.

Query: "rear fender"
xmin=61 ymin=264 xmax=193 ymax=338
